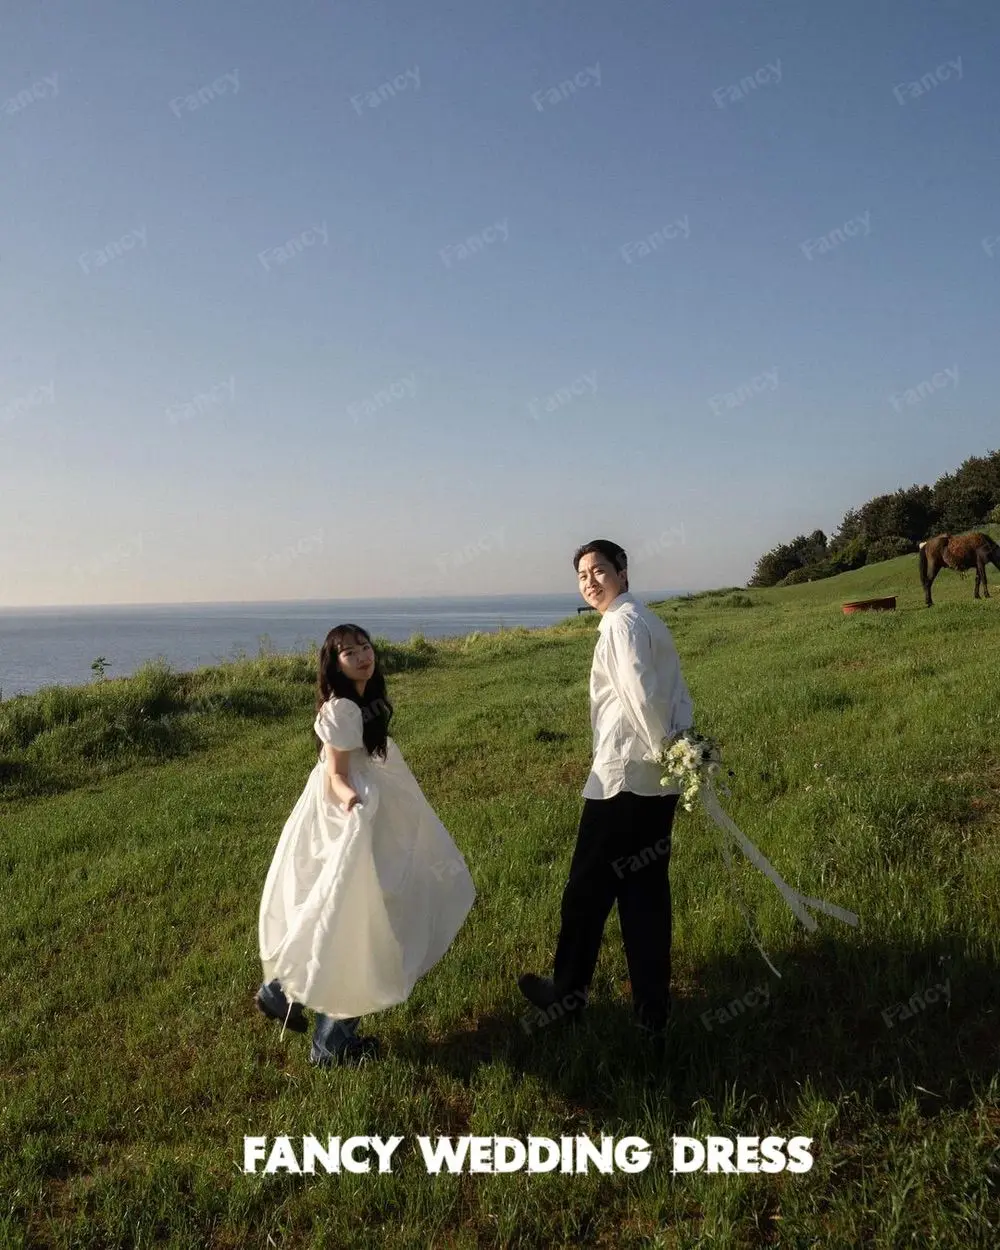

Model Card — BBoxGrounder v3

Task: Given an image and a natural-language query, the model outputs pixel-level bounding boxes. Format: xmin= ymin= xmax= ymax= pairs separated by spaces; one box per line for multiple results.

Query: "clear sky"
xmin=3 ymin=0 xmax=998 ymax=606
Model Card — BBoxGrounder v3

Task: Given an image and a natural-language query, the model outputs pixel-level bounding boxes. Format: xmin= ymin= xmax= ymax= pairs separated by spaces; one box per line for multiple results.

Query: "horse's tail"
xmin=918 ymin=543 xmax=930 ymax=587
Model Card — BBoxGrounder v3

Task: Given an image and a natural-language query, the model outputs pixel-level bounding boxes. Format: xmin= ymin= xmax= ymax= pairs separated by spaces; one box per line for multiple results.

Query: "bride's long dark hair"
xmin=315 ymin=624 xmax=392 ymax=759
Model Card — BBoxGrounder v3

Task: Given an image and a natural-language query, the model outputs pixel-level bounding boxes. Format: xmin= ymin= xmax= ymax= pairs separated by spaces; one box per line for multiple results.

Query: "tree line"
xmin=749 ymin=449 xmax=1000 ymax=587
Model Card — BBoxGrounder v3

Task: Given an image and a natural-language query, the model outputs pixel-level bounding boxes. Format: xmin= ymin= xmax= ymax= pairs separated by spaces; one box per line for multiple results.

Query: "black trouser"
xmin=552 ymin=790 xmax=678 ymax=1029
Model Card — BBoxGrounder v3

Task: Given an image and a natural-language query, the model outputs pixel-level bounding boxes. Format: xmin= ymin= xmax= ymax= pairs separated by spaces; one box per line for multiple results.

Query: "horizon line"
xmin=0 ymin=588 xmax=701 ymax=613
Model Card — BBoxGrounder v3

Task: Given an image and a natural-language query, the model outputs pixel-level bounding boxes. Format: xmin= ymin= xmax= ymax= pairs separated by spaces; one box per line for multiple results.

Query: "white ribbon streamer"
xmin=699 ymin=781 xmax=859 ymax=978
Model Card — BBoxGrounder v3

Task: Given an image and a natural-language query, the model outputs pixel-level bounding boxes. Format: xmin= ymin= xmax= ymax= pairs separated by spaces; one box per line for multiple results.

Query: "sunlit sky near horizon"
xmin=3 ymin=0 xmax=999 ymax=607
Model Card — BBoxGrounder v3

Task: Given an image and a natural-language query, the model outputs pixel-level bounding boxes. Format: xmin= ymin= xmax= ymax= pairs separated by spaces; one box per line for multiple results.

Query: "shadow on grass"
xmin=392 ymin=934 xmax=997 ymax=1122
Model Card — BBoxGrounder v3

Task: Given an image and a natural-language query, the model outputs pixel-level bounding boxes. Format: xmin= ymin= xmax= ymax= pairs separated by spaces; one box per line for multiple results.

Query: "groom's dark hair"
xmin=573 ymin=539 xmax=628 ymax=590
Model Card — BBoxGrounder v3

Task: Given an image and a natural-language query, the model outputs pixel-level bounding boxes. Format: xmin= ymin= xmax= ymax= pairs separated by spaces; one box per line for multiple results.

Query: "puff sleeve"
xmin=313 ymin=698 xmax=365 ymax=751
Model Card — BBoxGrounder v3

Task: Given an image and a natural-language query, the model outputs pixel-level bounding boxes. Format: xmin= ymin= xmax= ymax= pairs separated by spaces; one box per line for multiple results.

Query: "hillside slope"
xmin=3 ymin=563 xmax=999 ymax=1247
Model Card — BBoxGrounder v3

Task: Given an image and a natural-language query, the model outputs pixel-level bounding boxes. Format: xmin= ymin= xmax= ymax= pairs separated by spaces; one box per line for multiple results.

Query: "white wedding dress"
xmin=258 ymin=697 xmax=476 ymax=1019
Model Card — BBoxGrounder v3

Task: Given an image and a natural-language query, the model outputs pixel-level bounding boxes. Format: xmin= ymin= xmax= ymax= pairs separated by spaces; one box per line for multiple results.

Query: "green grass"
xmin=3 ymin=554 xmax=999 ymax=1247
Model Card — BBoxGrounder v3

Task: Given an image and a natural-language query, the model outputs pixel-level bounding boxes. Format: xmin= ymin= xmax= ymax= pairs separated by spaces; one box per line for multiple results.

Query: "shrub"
xmin=200 ymin=681 xmax=295 ymax=719
xmin=866 ymin=535 xmax=915 ymax=563
xmin=0 ymin=690 xmax=80 ymax=751
xmin=827 ymin=536 xmax=868 ymax=574
xmin=777 ymin=567 xmax=813 ymax=586
xmin=370 ymin=636 xmax=435 ymax=672
xmin=111 ymin=659 xmax=177 ymax=718
xmin=721 ymin=593 xmax=755 ymax=608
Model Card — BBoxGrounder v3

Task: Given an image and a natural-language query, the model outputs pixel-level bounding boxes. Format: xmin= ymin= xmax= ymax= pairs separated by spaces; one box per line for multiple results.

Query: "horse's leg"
xmin=980 ymin=554 xmax=989 ymax=599
xmin=925 ymin=559 xmax=939 ymax=607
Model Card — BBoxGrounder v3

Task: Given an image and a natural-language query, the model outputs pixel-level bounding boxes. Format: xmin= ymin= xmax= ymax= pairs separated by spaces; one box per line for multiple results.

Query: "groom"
xmin=518 ymin=539 xmax=693 ymax=1040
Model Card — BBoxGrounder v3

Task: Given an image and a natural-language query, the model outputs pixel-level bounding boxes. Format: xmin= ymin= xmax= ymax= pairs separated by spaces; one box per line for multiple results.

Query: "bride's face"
xmin=337 ymin=635 xmax=376 ymax=685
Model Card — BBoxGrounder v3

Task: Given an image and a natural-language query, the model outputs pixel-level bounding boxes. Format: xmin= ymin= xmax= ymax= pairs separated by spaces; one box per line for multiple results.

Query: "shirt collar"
xmin=598 ymin=591 xmax=634 ymax=631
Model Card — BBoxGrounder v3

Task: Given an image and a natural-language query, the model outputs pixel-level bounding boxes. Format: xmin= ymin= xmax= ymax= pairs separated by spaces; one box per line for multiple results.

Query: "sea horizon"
xmin=0 ymin=589 xmax=686 ymax=614
xmin=0 ymin=590 xmax=688 ymax=697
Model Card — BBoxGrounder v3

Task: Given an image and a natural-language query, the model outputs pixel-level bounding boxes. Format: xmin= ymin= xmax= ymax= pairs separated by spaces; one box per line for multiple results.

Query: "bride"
xmin=257 ymin=624 xmax=476 ymax=1066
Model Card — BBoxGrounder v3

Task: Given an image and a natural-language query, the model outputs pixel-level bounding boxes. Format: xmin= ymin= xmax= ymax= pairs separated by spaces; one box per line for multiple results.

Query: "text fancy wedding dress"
xmin=259 ymin=697 xmax=476 ymax=1018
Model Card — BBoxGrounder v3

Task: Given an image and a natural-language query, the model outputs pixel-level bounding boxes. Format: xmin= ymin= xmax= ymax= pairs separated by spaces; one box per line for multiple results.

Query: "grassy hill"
xmin=3 ymin=552 xmax=999 ymax=1247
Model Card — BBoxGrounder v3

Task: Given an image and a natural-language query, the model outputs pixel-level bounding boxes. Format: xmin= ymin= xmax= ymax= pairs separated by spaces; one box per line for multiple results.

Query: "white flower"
xmin=656 ymin=728 xmax=726 ymax=814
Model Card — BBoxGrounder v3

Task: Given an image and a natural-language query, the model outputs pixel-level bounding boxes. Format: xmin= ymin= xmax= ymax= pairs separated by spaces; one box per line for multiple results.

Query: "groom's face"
xmin=576 ymin=551 xmax=627 ymax=613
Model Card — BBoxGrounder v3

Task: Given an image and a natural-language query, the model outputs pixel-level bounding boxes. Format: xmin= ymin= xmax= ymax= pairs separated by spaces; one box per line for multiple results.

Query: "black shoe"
xmin=255 ymin=981 xmax=308 ymax=1033
xmin=310 ymin=1034 xmax=382 ymax=1068
xmin=634 ymin=1012 xmax=672 ymax=1067
xmin=517 ymin=973 xmax=559 ymax=1011
xmin=636 ymin=1016 xmax=668 ymax=1038
xmin=635 ymin=1007 xmax=669 ymax=1042
xmin=339 ymin=1036 xmax=382 ymax=1066
xmin=517 ymin=973 xmax=587 ymax=1021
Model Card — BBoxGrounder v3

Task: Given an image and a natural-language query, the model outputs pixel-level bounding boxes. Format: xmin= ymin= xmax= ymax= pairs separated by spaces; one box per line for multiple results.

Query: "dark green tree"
xmin=931 ymin=451 xmax=1000 ymax=531
xmin=748 ymin=542 xmax=803 ymax=587
xmin=856 ymin=485 xmax=935 ymax=547
xmin=829 ymin=507 xmax=862 ymax=554
xmin=748 ymin=531 xmax=827 ymax=587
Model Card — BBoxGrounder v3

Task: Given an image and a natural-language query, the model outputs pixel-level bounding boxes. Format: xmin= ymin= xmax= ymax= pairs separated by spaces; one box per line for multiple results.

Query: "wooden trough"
xmin=842 ymin=596 xmax=896 ymax=615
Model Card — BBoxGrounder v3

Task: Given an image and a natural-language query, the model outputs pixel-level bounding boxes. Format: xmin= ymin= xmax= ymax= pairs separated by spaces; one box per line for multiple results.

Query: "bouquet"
xmin=654 ymin=727 xmax=858 ymax=977
xmin=655 ymin=729 xmax=728 ymax=811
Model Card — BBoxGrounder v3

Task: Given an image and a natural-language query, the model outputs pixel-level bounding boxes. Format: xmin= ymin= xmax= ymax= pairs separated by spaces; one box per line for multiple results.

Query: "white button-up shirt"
xmin=582 ymin=592 xmax=694 ymax=800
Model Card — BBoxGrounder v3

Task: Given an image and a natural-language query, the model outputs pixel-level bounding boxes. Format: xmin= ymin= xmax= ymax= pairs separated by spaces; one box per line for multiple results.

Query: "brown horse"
xmin=918 ymin=531 xmax=1000 ymax=606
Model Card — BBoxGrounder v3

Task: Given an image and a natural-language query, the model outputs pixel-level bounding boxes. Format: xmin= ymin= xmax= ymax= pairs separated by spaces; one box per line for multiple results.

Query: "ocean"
xmin=0 ymin=592 xmax=681 ymax=698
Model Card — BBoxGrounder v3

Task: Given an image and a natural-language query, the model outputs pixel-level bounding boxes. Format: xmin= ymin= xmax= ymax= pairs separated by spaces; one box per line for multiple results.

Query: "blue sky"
xmin=3 ymin=0 xmax=998 ymax=606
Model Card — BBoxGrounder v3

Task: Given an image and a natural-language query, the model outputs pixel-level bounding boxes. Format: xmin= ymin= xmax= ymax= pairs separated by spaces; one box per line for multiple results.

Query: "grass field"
xmin=3 ymin=551 xmax=999 ymax=1247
